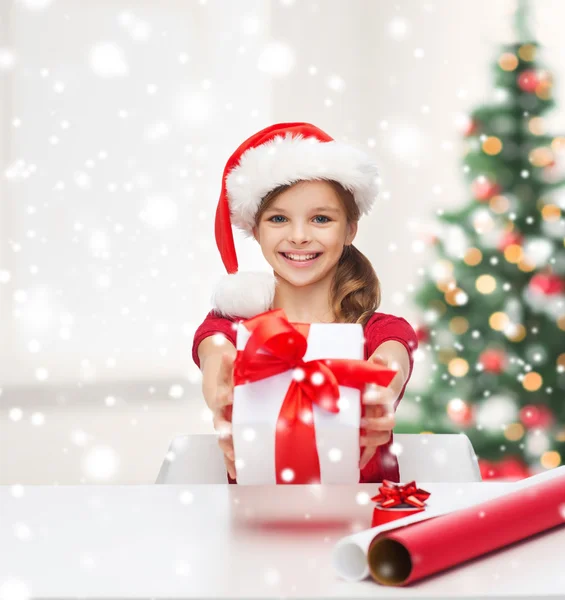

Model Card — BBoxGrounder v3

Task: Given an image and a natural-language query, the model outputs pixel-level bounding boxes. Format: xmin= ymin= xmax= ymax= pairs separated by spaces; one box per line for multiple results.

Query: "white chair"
xmin=155 ymin=433 xmax=482 ymax=484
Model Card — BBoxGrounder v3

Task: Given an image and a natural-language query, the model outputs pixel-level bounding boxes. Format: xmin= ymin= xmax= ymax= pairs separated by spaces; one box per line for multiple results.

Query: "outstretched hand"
xmin=359 ymin=354 xmax=397 ymax=470
xmin=213 ymin=352 xmax=236 ymax=479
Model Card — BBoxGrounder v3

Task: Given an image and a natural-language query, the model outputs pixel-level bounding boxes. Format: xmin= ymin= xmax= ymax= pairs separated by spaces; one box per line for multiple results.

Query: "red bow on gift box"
xmin=371 ymin=480 xmax=431 ymax=509
xmin=233 ymin=309 xmax=398 ymax=485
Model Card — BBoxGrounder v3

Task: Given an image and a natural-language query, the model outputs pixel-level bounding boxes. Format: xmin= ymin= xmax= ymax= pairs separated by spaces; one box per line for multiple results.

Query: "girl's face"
xmin=252 ymin=180 xmax=357 ymax=288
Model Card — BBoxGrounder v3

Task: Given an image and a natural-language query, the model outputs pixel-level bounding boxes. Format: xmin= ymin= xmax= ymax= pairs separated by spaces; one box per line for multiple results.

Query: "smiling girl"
xmin=192 ymin=122 xmax=418 ymax=484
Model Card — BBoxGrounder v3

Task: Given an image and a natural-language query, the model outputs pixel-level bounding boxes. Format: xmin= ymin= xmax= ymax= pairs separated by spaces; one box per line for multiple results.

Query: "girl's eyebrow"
xmin=265 ymin=205 xmax=340 ymax=214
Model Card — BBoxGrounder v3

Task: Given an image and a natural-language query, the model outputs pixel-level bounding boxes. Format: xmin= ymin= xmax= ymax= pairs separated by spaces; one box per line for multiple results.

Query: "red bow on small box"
xmin=370 ymin=481 xmax=431 ymax=528
xmin=372 ymin=480 xmax=431 ymax=508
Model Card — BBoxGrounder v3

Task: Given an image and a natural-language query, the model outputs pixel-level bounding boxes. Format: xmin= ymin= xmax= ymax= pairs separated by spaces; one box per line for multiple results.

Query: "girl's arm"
xmin=198 ymin=335 xmax=237 ymax=412
xmin=368 ymin=340 xmax=411 ymax=407
xmin=197 ymin=335 xmax=238 ymax=479
xmin=359 ymin=340 xmax=411 ymax=469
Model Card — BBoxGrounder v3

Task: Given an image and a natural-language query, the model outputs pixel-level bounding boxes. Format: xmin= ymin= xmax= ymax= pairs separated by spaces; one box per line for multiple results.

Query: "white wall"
xmin=1 ymin=0 xmax=565 ymax=389
xmin=0 ymin=0 xmax=273 ymax=386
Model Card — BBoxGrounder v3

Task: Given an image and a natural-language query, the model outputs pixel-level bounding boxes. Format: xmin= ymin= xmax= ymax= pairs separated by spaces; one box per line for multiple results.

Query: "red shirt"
xmin=192 ymin=310 xmax=418 ymax=484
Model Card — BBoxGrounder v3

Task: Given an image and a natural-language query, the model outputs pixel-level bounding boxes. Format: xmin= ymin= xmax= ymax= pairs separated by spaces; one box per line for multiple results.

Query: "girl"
xmin=192 ymin=122 xmax=418 ymax=484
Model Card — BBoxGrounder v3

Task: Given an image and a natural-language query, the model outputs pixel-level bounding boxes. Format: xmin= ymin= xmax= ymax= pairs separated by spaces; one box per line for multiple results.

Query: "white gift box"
xmin=232 ymin=320 xmax=366 ymax=485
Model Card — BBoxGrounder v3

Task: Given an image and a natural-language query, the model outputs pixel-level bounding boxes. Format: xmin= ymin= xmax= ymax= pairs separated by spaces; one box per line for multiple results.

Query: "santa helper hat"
xmin=212 ymin=122 xmax=381 ymax=319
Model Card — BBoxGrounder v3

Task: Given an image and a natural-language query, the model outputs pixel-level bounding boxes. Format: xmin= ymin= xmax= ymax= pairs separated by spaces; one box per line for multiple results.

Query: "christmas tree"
xmin=407 ymin=0 xmax=565 ymax=480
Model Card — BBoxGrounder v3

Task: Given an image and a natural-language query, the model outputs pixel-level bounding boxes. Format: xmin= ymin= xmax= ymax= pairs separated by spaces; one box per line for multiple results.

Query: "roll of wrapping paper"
xmin=367 ymin=468 xmax=565 ymax=586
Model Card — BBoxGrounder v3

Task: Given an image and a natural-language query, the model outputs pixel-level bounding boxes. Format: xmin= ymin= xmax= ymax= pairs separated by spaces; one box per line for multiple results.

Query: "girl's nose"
xmin=288 ymin=223 xmax=312 ymax=244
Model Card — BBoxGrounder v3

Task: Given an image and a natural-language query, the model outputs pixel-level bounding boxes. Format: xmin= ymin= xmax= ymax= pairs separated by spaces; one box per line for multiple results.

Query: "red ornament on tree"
xmin=478 ymin=457 xmax=531 ymax=481
xmin=528 ymin=273 xmax=565 ymax=296
xmin=478 ymin=459 xmax=500 ymax=480
xmin=447 ymin=400 xmax=474 ymax=427
xmin=415 ymin=325 xmax=430 ymax=343
xmin=519 ymin=404 xmax=555 ymax=429
xmin=517 ymin=70 xmax=539 ymax=93
xmin=464 ymin=117 xmax=479 ymax=137
xmin=478 ymin=349 xmax=507 ymax=374
xmin=471 ymin=177 xmax=501 ymax=201
xmin=497 ymin=457 xmax=531 ymax=481
xmin=498 ymin=231 xmax=523 ymax=252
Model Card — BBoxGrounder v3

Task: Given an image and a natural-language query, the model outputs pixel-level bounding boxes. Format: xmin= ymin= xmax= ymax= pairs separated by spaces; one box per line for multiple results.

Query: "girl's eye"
xmin=268 ymin=215 xmax=331 ymax=223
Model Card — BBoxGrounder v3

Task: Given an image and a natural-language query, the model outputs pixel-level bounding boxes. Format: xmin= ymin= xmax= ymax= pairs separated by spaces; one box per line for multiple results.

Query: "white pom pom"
xmin=211 ymin=271 xmax=277 ymax=319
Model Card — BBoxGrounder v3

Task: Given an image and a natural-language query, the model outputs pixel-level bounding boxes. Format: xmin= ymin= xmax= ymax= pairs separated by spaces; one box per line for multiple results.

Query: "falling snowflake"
xmin=10 ymin=485 xmax=25 ymax=498
xmin=264 ymin=568 xmax=281 ymax=586
xmin=89 ymin=43 xmax=128 ymax=77
xmin=30 ymin=412 xmax=45 ymax=426
xmin=82 ymin=445 xmax=119 ymax=480
xmin=0 ymin=48 xmax=16 ymax=70
xmin=70 ymin=429 xmax=90 ymax=447
xmin=355 ymin=491 xmax=370 ymax=505
xmin=386 ymin=124 xmax=424 ymax=162
xmin=0 ymin=578 xmax=31 ymax=600
xmin=9 ymin=408 xmax=23 ymax=422
xmin=20 ymin=0 xmax=53 ymax=9
xmin=139 ymin=196 xmax=178 ymax=229
xmin=168 ymin=384 xmax=184 ymax=399
xmin=13 ymin=522 xmax=33 ymax=541
xmin=280 ymin=468 xmax=294 ymax=482
xmin=310 ymin=371 xmax=324 ymax=386
xmin=179 ymin=490 xmax=194 ymax=505
xmin=174 ymin=560 xmax=191 ymax=577
xmin=326 ymin=74 xmax=346 ymax=92
xmin=328 ymin=448 xmax=342 ymax=462
xmin=241 ymin=14 xmax=262 ymax=35
xmin=388 ymin=17 xmax=410 ymax=40
xmin=389 ymin=442 xmax=404 ymax=456
xmin=257 ymin=41 xmax=295 ymax=77
xmin=242 ymin=427 xmax=256 ymax=442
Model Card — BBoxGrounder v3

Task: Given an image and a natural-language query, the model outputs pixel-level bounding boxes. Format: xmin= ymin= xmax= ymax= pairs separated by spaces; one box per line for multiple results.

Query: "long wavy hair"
xmin=254 ymin=180 xmax=381 ymax=326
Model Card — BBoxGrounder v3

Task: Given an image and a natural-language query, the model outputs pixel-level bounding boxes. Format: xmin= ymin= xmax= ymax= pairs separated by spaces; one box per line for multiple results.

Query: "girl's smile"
xmin=278 ymin=251 xmax=323 ymax=267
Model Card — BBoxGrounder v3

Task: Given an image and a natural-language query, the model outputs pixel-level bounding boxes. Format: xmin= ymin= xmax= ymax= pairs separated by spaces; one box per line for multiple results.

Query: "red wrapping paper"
xmin=367 ymin=469 xmax=565 ymax=586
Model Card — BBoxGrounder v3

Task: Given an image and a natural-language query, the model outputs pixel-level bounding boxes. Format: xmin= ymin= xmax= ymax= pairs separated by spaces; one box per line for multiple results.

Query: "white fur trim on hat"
xmin=226 ymin=133 xmax=380 ymax=236
xmin=211 ymin=271 xmax=277 ymax=319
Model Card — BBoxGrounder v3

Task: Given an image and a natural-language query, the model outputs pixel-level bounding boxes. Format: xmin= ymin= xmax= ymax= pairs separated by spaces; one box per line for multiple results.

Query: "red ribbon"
xmin=371 ymin=480 xmax=431 ymax=509
xmin=233 ymin=309 xmax=397 ymax=484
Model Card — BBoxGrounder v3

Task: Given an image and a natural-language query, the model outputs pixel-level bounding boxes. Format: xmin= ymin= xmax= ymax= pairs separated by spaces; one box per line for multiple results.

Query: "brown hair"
xmin=255 ymin=180 xmax=381 ymax=326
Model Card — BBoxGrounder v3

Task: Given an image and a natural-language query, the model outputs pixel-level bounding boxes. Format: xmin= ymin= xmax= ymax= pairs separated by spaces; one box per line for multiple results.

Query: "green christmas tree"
xmin=406 ymin=0 xmax=565 ymax=479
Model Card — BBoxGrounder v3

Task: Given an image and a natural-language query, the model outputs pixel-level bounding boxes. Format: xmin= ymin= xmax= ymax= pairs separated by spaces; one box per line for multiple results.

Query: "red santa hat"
xmin=212 ymin=122 xmax=380 ymax=319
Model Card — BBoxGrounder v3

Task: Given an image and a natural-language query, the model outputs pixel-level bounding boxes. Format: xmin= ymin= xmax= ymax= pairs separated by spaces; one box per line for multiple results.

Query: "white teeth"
xmin=283 ymin=253 xmax=318 ymax=262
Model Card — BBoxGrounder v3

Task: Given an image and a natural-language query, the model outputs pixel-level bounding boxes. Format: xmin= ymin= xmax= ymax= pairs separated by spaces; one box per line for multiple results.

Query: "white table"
xmin=1 ymin=482 xmax=564 ymax=599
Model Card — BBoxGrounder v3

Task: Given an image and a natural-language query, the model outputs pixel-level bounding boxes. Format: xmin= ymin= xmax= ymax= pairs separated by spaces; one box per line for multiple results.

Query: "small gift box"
xmin=371 ymin=480 xmax=431 ymax=527
xmin=232 ymin=308 xmax=397 ymax=485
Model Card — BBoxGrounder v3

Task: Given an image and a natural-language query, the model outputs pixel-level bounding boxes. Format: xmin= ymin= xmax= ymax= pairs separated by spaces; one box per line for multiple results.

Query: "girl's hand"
xmin=359 ymin=355 xmax=397 ymax=470
xmin=212 ymin=352 xmax=236 ymax=479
